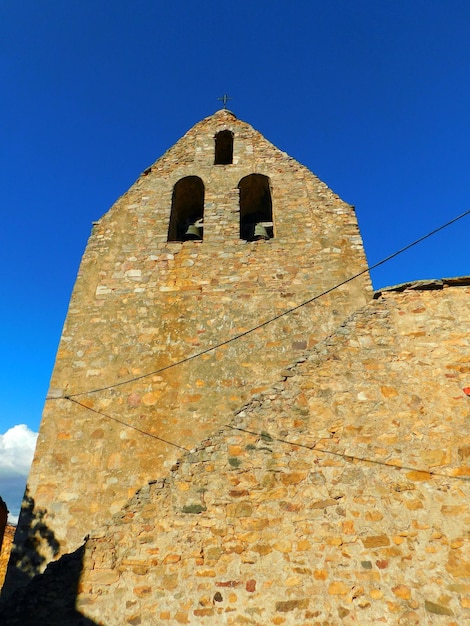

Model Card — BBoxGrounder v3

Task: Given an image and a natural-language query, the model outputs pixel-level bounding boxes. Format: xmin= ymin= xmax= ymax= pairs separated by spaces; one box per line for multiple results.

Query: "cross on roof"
xmin=217 ymin=94 xmax=232 ymax=109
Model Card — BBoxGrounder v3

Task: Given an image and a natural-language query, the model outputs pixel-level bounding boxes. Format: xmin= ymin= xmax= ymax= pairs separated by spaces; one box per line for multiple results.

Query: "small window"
xmin=214 ymin=130 xmax=234 ymax=165
xmin=238 ymin=174 xmax=274 ymax=241
xmin=167 ymin=176 xmax=204 ymax=242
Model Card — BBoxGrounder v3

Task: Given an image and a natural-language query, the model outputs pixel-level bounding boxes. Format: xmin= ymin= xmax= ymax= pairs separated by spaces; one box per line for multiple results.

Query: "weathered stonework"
xmin=5 ymin=110 xmax=371 ymax=591
xmin=3 ymin=110 xmax=469 ymax=625
xmin=72 ymin=283 xmax=470 ymax=624
xmin=2 ymin=282 xmax=469 ymax=625
xmin=0 ymin=525 xmax=14 ymax=589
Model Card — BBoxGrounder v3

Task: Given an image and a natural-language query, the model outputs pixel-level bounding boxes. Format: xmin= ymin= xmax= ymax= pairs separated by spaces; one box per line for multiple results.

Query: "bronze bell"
xmin=252 ymin=223 xmax=269 ymax=240
xmin=184 ymin=222 xmax=202 ymax=240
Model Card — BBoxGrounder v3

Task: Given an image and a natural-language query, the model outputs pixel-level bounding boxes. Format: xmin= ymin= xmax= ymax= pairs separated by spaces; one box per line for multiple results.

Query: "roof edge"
xmin=373 ymin=276 xmax=470 ymax=299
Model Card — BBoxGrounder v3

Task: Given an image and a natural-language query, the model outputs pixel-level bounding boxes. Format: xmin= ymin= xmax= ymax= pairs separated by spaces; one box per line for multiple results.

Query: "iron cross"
xmin=217 ymin=94 xmax=232 ymax=109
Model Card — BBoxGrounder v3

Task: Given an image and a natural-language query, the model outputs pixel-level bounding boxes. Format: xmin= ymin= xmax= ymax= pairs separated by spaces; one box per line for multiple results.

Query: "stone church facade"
xmin=1 ymin=110 xmax=469 ymax=624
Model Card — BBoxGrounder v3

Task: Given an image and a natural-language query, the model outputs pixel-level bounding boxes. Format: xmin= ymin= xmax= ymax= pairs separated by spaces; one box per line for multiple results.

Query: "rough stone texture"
xmin=6 ymin=109 xmax=371 ymax=590
xmin=4 ymin=111 xmax=469 ymax=625
xmin=68 ymin=284 xmax=470 ymax=625
xmin=0 ymin=545 xmax=97 ymax=625
xmin=0 ymin=525 xmax=15 ymax=589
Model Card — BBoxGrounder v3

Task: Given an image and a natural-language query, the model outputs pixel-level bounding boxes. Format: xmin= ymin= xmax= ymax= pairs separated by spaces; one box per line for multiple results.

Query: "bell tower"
xmin=9 ymin=109 xmax=372 ymax=587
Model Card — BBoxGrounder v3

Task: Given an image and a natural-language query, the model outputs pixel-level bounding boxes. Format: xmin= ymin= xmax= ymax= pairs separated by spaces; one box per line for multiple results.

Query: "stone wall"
xmin=0 ymin=545 xmax=97 ymax=626
xmin=9 ymin=108 xmax=371 ymax=587
xmin=0 ymin=525 xmax=14 ymax=590
xmin=6 ymin=109 xmax=469 ymax=625
xmin=71 ymin=282 xmax=470 ymax=625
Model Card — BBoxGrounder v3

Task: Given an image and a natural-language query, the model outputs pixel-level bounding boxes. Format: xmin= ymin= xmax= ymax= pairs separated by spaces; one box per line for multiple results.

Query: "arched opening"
xmin=214 ymin=130 xmax=234 ymax=165
xmin=167 ymin=176 xmax=205 ymax=241
xmin=238 ymin=174 xmax=274 ymax=241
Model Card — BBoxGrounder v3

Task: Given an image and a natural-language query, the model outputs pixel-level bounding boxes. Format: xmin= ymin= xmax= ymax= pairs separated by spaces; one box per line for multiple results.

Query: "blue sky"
xmin=1 ymin=1 xmax=470 ymax=517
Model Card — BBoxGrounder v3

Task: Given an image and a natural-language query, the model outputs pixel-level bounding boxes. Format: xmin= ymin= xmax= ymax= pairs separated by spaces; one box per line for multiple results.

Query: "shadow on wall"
xmin=0 ymin=545 xmax=99 ymax=625
xmin=0 ymin=489 xmax=99 ymax=625
xmin=2 ymin=486 xmax=60 ymax=596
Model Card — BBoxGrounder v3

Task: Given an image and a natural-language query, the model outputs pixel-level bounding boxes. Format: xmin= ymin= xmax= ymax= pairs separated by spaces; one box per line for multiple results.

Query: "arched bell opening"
xmin=238 ymin=174 xmax=274 ymax=241
xmin=167 ymin=176 xmax=205 ymax=242
xmin=214 ymin=130 xmax=234 ymax=165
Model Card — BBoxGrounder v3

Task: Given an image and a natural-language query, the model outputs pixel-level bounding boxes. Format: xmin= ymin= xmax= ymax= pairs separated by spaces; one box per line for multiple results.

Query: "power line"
xmin=63 ymin=396 xmax=470 ymax=482
xmin=56 ymin=209 xmax=470 ymax=488
xmin=62 ymin=208 xmax=470 ymax=399
xmin=227 ymin=425 xmax=469 ymax=482
xmin=67 ymin=397 xmax=190 ymax=452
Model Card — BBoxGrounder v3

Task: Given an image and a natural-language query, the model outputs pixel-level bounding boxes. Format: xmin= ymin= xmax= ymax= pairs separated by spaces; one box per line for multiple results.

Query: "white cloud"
xmin=0 ymin=424 xmax=38 ymax=524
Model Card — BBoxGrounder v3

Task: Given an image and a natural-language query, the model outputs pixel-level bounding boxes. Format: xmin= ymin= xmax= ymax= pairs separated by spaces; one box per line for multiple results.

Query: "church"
xmin=2 ymin=109 xmax=469 ymax=624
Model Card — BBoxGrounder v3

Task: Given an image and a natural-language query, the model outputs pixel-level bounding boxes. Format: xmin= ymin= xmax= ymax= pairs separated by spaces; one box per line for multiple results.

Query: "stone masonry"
xmin=2 ymin=110 xmax=469 ymax=625
xmin=74 ymin=281 xmax=470 ymax=624
xmin=5 ymin=109 xmax=371 ymax=592
xmin=2 ymin=280 xmax=469 ymax=625
xmin=0 ymin=526 xmax=15 ymax=590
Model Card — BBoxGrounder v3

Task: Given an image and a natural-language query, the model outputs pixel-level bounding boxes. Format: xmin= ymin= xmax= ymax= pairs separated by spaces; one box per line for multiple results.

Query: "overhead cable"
xmin=64 ymin=398 xmax=470 ymax=482
xmin=67 ymin=397 xmax=190 ymax=452
xmin=227 ymin=425 xmax=469 ymax=482
xmin=62 ymin=208 xmax=470 ymax=399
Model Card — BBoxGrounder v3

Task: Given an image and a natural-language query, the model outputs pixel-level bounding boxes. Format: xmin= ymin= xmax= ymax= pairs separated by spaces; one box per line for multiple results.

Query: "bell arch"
xmin=167 ymin=176 xmax=204 ymax=241
xmin=238 ymin=174 xmax=274 ymax=241
xmin=214 ymin=130 xmax=234 ymax=165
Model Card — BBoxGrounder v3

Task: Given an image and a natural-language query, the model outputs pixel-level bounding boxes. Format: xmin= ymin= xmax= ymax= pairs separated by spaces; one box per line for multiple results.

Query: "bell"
xmin=184 ymin=223 xmax=202 ymax=240
xmin=252 ymin=223 xmax=269 ymax=240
